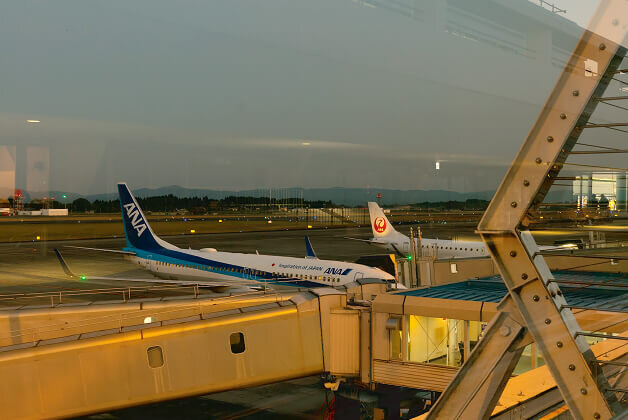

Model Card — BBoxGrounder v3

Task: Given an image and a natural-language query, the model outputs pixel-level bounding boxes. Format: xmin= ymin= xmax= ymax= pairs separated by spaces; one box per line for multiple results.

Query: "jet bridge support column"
xmin=427 ymin=1 xmax=627 ymax=418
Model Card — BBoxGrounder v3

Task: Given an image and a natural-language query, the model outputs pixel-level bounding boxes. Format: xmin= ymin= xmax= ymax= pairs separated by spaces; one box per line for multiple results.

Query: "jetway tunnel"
xmin=0 ymin=282 xmax=386 ymax=419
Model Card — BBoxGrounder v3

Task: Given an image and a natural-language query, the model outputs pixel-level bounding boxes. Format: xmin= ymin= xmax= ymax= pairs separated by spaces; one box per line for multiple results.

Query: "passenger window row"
xmin=273 ymin=273 xmax=340 ymax=283
xmin=153 ymin=261 xmax=265 ymax=275
xmin=420 ymin=245 xmax=485 ymax=252
xmin=152 ymin=262 xmax=348 ymax=280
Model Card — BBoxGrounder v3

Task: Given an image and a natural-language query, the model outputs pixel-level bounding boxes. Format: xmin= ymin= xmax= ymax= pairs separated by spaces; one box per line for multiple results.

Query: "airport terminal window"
xmin=230 ymin=332 xmax=246 ymax=354
xmin=147 ymin=346 xmax=164 ymax=368
xmin=390 ymin=329 xmax=402 ymax=360
xmin=406 ymin=316 xmax=483 ymax=367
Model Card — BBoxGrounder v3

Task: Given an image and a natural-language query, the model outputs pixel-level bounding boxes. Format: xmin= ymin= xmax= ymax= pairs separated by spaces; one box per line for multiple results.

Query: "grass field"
xmin=0 ymin=211 xmax=481 ymax=243
xmin=0 ymin=211 xmax=626 ymax=242
xmin=3 ymin=208 xmax=608 ymax=243
xmin=0 ymin=217 xmax=347 ymax=243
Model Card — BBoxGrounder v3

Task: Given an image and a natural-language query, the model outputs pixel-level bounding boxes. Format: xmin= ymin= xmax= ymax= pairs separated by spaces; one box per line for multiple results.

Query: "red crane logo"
xmin=373 ymin=217 xmax=387 ymax=233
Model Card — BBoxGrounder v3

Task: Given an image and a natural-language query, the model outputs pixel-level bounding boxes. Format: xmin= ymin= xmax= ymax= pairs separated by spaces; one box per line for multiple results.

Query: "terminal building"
xmin=573 ymin=172 xmax=628 ymax=210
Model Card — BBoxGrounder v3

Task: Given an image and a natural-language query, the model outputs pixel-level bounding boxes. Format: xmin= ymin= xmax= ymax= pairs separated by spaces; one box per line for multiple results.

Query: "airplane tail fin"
xmin=367 ymin=202 xmax=399 ymax=239
xmin=305 ymin=236 xmax=318 ymax=259
xmin=117 ymin=183 xmax=171 ymax=251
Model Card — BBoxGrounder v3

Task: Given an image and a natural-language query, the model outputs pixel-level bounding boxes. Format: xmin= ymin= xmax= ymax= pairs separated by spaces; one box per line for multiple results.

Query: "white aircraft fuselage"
xmin=365 ymin=202 xmax=489 ymax=259
xmin=125 ymin=248 xmax=392 ymax=288
xmin=117 ymin=184 xmax=396 ymax=289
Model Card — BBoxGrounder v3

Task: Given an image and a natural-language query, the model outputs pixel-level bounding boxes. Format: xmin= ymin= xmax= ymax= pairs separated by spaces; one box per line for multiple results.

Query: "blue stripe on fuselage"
xmin=127 ymin=246 xmax=322 ymax=287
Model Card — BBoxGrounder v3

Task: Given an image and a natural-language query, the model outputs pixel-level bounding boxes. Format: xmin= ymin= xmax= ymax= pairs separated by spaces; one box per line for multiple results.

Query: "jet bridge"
xmin=0 ymin=281 xmax=388 ymax=419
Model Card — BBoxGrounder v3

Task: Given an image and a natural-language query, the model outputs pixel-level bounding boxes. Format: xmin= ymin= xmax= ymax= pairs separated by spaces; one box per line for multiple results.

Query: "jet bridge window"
xmin=230 ymin=332 xmax=246 ymax=354
xmin=147 ymin=346 xmax=164 ymax=368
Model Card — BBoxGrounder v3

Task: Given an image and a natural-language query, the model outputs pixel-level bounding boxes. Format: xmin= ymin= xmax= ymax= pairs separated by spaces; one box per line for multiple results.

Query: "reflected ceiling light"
xmin=26 ymin=119 xmax=41 ymax=123
xmin=302 ymin=142 xmax=311 ymax=146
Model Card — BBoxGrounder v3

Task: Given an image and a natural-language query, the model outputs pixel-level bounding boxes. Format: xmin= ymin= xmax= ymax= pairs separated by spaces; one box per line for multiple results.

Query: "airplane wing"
xmin=344 ymin=237 xmax=377 ymax=244
xmin=64 ymin=245 xmax=136 ymax=255
xmin=389 ymin=243 xmax=405 ymax=258
xmin=343 ymin=237 xmax=405 ymax=257
xmin=53 ymin=249 xmax=261 ymax=291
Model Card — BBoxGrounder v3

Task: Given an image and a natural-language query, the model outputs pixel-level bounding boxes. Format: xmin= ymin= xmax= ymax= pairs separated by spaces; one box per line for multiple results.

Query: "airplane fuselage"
xmin=125 ymin=246 xmax=395 ymax=288
xmin=370 ymin=237 xmax=488 ymax=259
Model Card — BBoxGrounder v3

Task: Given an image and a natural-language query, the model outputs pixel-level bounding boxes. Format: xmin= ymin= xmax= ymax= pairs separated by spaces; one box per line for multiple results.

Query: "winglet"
xmin=54 ymin=248 xmax=77 ymax=278
xmin=305 ymin=236 xmax=318 ymax=259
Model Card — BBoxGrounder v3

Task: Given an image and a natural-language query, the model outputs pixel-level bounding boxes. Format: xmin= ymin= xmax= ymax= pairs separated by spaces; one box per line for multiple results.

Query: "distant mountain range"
xmin=33 ymin=186 xmax=575 ymax=207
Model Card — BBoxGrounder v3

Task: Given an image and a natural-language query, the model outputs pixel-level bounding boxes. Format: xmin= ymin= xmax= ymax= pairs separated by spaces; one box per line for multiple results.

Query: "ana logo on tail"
xmin=123 ymin=203 xmax=147 ymax=237
xmin=374 ymin=217 xmax=387 ymax=233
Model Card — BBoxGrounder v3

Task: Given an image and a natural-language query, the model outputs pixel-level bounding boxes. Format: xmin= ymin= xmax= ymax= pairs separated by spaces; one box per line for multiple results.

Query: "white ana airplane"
xmin=58 ymin=183 xmax=398 ymax=291
xmin=349 ymin=202 xmax=490 ymax=259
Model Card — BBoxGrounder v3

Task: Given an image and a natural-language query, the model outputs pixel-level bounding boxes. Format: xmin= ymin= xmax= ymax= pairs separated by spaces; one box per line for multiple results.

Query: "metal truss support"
xmin=428 ymin=1 xmax=627 ymax=419
xmin=426 ymin=299 xmax=527 ymax=420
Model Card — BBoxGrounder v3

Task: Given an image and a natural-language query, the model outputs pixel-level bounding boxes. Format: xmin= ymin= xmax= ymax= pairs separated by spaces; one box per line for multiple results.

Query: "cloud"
xmin=231 ymin=138 xmax=369 ymax=150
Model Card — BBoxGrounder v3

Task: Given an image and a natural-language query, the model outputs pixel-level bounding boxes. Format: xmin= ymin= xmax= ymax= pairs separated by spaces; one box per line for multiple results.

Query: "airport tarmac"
xmin=0 ymin=224 xmax=483 ymax=296
xmin=0 ymin=222 xmax=609 ymax=299
xmin=0 ymin=226 xmax=378 ymax=295
xmin=79 ymin=376 xmax=329 ymax=420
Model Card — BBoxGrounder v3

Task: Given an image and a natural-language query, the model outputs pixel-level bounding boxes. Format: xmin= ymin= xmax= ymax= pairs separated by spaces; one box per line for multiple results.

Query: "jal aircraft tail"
xmin=367 ymin=202 xmax=400 ymax=239
xmin=117 ymin=183 xmax=176 ymax=251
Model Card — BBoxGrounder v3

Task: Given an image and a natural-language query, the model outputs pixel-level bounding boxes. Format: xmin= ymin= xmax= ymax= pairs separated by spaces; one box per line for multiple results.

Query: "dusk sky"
xmin=1 ymin=0 xmax=623 ymax=197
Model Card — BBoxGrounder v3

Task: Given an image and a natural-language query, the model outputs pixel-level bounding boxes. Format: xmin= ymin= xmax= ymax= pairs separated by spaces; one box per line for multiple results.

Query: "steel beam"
xmin=426 ymin=300 xmax=527 ymax=419
xmin=428 ymin=1 xmax=627 ymax=418
xmin=483 ymin=231 xmax=621 ymax=418
xmin=477 ymin=11 xmax=626 ymax=230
